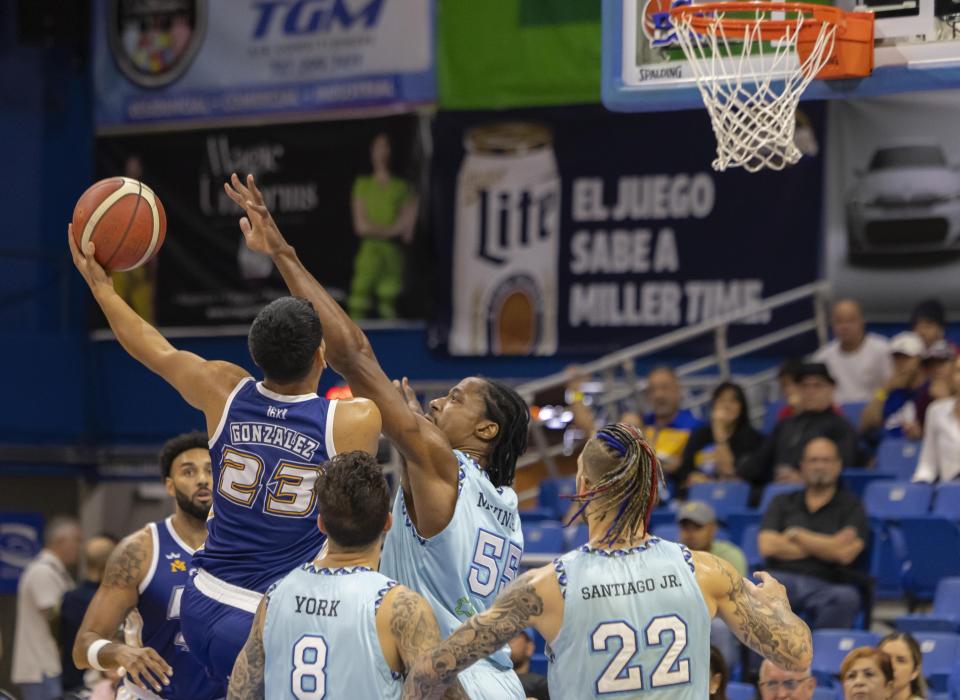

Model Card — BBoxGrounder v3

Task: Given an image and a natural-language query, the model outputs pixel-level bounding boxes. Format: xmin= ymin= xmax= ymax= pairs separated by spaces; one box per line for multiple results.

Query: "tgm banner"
xmin=431 ymin=105 xmax=825 ymax=356
xmin=92 ymin=0 xmax=435 ymax=130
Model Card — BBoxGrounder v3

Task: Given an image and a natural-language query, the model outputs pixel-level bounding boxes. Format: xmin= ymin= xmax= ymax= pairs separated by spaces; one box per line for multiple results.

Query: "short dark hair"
xmin=248 ymin=297 xmax=323 ymax=383
xmin=709 ymin=646 xmax=729 ymax=700
xmin=479 ymin=378 xmax=530 ymax=488
xmin=159 ymin=431 xmax=209 ymax=479
xmin=315 ymin=451 xmax=390 ymax=549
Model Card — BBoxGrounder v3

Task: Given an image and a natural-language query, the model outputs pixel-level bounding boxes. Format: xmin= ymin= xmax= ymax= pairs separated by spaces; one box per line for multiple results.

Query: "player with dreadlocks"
xmin=225 ymin=174 xmax=530 ymax=699
xmin=403 ymin=423 xmax=813 ymax=700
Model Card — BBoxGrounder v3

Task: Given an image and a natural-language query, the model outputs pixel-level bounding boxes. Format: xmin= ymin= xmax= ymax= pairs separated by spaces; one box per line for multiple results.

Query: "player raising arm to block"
xmin=69 ymin=225 xmax=382 ymax=686
xmin=225 ymin=174 xmax=529 ymax=699
xmin=402 ymin=424 xmax=813 ymax=700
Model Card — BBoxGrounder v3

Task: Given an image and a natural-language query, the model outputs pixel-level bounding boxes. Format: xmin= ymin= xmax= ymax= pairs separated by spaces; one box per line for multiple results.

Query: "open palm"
xmin=223 ymin=173 xmax=286 ymax=256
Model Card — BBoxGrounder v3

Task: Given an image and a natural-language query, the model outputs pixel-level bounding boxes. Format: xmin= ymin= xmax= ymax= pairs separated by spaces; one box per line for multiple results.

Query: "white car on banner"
xmin=846 ymin=144 xmax=960 ymax=261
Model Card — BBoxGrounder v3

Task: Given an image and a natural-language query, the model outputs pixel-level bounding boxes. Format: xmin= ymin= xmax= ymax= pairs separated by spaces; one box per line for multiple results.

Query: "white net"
xmin=671 ymin=6 xmax=837 ymax=172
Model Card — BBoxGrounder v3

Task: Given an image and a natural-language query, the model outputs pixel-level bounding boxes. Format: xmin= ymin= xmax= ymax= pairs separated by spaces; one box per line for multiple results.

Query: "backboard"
xmin=603 ymin=0 xmax=960 ymax=111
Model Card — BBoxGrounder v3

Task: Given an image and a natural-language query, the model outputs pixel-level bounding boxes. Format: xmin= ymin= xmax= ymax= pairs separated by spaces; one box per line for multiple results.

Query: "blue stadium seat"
xmin=726 ymin=681 xmax=755 ymax=700
xmin=900 ymin=517 xmax=960 ymax=602
xmin=521 ymin=521 xmax=565 ymax=554
xmin=841 ymin=468 xmax=894 ymax=498
xmin=741 ymin=524 xmax=763 ymax=571
xmin=897 ymin=577 xmax=960 ymax=633
xmin=812 ymin=688 xmax=839 ymax=700
xmin=933 ymin=483 xmax=960 ymax=521
xmin=529 ymin=652 xmax=548 ymax=676
xmin=518 ymin=506 xmax=557 ymax=523
xmin=762 ymin=399 xmax=786 ymax=434
xmin=648 ymin=505 xmax=677 ymax=531
xmin=567 ymin=524 xmax=589 ymax=549
xmin=538 ymin=477 xmax=576 ymax=519
xmin=759 ymin=483 xmax=804 ymax=513
xmin=725 ymin=510 xmax=762 ymax=548
xmin=870 ymin=522 xmax=908 ymax=599
xmin=840 ymin=402 xmax=867 ymax=428
xmin=875 ymin=438 xmax=922 ymax=479
xmin=863 ymin=481 xmax=933 ymax=521
xmin=913 ymin=632 xmax=960 ymax=692
xmin=688 ymin=481 xmax=751 ymax=521
xmin=811 ymin=630 xmax=880 ymax=686
xmin=653 ymin=522 xmax=680 ymax=542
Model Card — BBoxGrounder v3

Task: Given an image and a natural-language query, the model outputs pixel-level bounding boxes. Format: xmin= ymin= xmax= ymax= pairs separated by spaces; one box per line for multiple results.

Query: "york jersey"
xmin=546 ymin=538 xmax=711 ymax=699
xmin=196 ymin=378 xmax=337 ymax=592
xmin=379 ymin=450 xmax=523 ymax=670
xmin=122 ymin=518 xmax=222 ymax=700
xmin=263 ymin=565 xmax=401 ymax=700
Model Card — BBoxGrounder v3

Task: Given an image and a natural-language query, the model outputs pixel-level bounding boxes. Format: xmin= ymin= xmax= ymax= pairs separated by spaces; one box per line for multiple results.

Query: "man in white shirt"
xmin=12 ymin=517 xmax=81 ymax=700
xmin=913 ymin=356 xmax=960 ymax=483
xmin=815 ymin=298 xmax=892 ymax=404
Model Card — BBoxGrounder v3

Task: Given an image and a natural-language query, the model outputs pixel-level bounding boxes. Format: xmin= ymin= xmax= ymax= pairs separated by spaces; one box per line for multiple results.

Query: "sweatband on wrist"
xmin=87 ymin=638 xmax=111 ymax=671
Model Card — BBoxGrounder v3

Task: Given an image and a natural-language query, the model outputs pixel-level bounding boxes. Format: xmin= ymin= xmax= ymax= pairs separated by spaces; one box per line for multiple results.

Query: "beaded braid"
xmin=567 ymin=423 xmax=665 ymax=545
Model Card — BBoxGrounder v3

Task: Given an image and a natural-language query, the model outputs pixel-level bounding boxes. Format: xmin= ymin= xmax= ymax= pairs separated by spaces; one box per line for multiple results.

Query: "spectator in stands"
xmin=744 ymin=363 xmax=859 ymax=488
xmin=924 ymin=339 xmax=956 ymax=402
xmin=878 ymin=632 xmax=927 ymax=700
xmin=776 ymin=358 xmax=806 ymax=422
xmin=814 ymin=298 xmax=893 ymax=404
xmin=912 ymin=354 xmax=960 ymax=483
xmin=758 ymin=659 xmax=817 ymax=700
xmin=508 ymin=628 xmax=548 ymax=700
xmin=840 ymin=648 xmax=895 ymax=700
xmin=911 ymin=298 xmax=950 ymax=351
xmin=58 ymin=534 xmax=116 ymax=693
xmin=678 ymin=382 xmax=763 ymax=487
xmin=758 ymin=437 xmax=868 ymax=629
xmin=12 ymin=516 xmax=82 ymax=700
xmin=710 ymin=645 xmax=730 ymax=700
xmin=861 ymin=332 xmax=928 ymax=440
xmin=643 ymin=366 xmax=702 ymax=477
xmin=677 ymin=501 xmax=746 ymax=669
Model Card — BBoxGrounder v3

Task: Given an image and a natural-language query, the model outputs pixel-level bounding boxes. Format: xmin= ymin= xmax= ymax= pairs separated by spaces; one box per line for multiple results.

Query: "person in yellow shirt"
xmin=643 ymin=366 xmax=703 ymax=477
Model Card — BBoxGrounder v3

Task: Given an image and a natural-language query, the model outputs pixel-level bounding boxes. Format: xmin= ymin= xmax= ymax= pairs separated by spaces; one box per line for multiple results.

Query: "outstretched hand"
xmin=224 ymin=173 xmax=288 ymax=256
xmin=745 ymin=571 xmax=790 ymax=608
xmin=68 ymin=223 xmax=113 ymax=294
xmin=392 ymin=376 xmax=425 ymax=416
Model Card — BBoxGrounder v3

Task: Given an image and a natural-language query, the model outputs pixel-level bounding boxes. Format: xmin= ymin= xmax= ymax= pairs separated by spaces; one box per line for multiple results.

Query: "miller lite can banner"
xmin=92 ymin=0 xmax=435 ymax=130
xmin=432 ymin=105 xmax=825 ymax=355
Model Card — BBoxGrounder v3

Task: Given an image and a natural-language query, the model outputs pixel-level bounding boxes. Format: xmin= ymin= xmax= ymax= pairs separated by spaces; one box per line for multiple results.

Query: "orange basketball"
xmin=71 ymin=177 xmax=167 ymax=271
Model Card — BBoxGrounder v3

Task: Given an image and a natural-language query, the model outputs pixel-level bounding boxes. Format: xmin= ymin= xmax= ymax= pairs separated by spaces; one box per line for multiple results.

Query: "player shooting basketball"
xmin=225 ymin=174 xmax=530 ymax=699
xmin=402 ymin=424 xmax=813 ymax=700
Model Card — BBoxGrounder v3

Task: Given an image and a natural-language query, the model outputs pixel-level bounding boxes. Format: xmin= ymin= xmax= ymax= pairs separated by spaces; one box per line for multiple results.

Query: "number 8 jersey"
xmin=547 ymin=538 xmax=710 ymax=699
xmin=196 ymin=378 xmax=337 ymax=593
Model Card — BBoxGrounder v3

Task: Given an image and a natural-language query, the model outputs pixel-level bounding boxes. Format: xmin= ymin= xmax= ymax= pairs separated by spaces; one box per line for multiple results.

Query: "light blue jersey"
xmin=379 ymin=450 xmax=525 ymax=699
xmin=547 ymin=538 xmax=711 ymax=700
xmin=263 ymin=564 xmax=401 ymax=700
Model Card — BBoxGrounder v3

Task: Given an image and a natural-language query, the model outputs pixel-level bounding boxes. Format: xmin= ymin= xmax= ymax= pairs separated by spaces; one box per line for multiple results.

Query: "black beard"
xmin=175 ymin=487 xmax=211 ymax=522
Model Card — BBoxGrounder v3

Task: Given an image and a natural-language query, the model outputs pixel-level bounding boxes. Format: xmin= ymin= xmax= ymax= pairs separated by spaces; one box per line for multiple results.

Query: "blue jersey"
xmin=546 ymin=538 xmax=711 ymax=699
xmin=122 ymin=518 xmax=222 ymax=700
xmin=263 ymin=565 xmax=401 ymax=700
xmin=195 ymin=378 xmax=338 ymax=592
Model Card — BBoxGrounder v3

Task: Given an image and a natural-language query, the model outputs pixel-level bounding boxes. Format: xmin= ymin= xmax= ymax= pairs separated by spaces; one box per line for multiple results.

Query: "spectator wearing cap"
xmin=923 ymin=339 xmax=956 ymax=402
xmin=814 ymin=298 xmax=893 ymax=404
xmin=861 ymin=331 xmax=929 ymax=440
xmin=677 ymin=501 xmax=747 ymax=669
xmin=743 ymin=363 xmax=859 ymax=491
xmin=913 ymin=354 xmax=960 ymax=483
xmin=758 ymin=436 xmax=869 ymax=630
xmin=508 ymin=628 xmax=549 ymax=700
xmin=911 ymin=298 xmax=952 ymax=351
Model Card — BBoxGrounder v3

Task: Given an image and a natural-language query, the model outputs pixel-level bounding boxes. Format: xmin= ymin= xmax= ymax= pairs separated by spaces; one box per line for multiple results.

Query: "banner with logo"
xmin=0 ymin=513 xmax=43 ymax=594
xmin=431 ymin=105 xmax=825 ymax=356
xmin=824 ymin=90 xmax=960 ymax=320
xmin=94 ymin=114 xmax=430 ymax=328
xmin=92 ymin=0 xmax=435 ymax=130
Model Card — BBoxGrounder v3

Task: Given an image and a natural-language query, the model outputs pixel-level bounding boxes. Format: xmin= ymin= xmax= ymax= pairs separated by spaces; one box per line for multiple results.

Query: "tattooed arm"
xmin=73 ymin=528 xmax=174 ymax=694
xmin=402 ymin=567 xmax=562 ymax=700
xmin=228 ymin=595 xmax=267 ymax=700
xmin=694 ymin=551 xmax=812 ymax=671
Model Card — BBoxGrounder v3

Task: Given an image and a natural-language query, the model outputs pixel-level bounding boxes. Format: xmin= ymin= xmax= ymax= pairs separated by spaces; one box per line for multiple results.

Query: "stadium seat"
xmin=811 ymin=630 xmax=880 ymax=686
xmin=840 ymin=401 xmax=867 ymax=427
xmin=537 ymin=477 xmax=576 ymax=519
xmin=518 ymin=506 xmax=557 ymax=523
xmin=529 ymin=652 xmax=548 ymax=676
xmin=724 ymin=510 xmax=762 ymax=548
xmin=933 ymin=482 xmax=960 ymax=521
xmin=653 ymin=523 xmax=680 ymax=542
xmin=875 ymin=438 xmax=922 ymax=480
xmin=688 ymin=481 xmax=751 ymax=521
xmin=567 ymin=524 xmax=589 ymax=549
xmin=913 ymin=632 xmax=960 ymax=692
xmin=862 ymin=481 xmax=933 ymax=521
xmin=870 ymin=522 xmax=907 ymax=599
xmin=896 ymin=577 xmax=960 ymax=633
xmin=758 ymin=483 xmax=803 ymax=513
xmin=840 ymin=468 xmax=894 ymax=498
xmin=762 ymin=399 xmax=785 ymax=434
xmin=521 ymin=521 xmax=565 ymax=554
xmin=648 ymin=505 xmax=677 ymax=531
xmin=900 ymin=517 xmax=960 ymax=602
xmin=741 ymin=524 xmax=763 ymax=571
xmin=726 ymin=681 xmax=755 ymax=700
xmin=812 ymin=688 xmax=838 ymax=700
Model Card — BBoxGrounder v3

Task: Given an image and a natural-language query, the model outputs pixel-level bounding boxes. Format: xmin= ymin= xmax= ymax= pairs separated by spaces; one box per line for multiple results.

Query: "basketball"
xmin=71 ymin=177 xmax=167 ymax=271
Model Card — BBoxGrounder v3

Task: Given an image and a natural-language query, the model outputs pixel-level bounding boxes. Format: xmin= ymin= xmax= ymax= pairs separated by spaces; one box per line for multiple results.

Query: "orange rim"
xmin=669 ymin=1 xmax=843 ymax=40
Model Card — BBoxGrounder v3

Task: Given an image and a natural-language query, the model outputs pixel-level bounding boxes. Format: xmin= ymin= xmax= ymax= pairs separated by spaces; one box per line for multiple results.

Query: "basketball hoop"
xmin=668 ymin=1 xmax=874 ymax=172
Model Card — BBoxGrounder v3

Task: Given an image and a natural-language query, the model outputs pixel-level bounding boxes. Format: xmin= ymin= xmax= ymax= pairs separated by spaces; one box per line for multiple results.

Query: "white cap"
xmin=890 ymin=331 xmax=925 ymax=357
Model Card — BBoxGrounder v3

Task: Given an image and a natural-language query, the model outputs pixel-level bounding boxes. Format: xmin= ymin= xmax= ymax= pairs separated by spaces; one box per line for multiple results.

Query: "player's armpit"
xmin=149 ymin=355 xmax=250 ymax=430
xmin=331 ymin=397 xmax=382 ymax=456
xmin=227 ymin=596 xmax=268 ymax=700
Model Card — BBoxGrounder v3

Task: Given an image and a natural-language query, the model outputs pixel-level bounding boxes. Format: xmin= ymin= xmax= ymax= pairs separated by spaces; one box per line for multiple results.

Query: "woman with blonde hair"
xmin=840 ymin=647 xmax=894 ymax=700
xmin=879 ymin=632 xmax=927 ymax=700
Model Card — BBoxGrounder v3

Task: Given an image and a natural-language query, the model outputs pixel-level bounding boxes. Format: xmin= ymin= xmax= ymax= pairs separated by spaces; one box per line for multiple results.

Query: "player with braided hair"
xmin=403 ymin=423 xmax=813 ymax=700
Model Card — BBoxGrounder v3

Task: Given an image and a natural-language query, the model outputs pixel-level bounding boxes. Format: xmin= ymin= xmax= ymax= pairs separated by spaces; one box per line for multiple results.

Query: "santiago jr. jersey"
xmin=379 ymin=450 xmax=523 ymax=670
xmin=196 ymin=378 xmax=337 ymax=592
xmin=263 ymin=564 xmax=401 ymax=700
xmin=122 ymin=518 xmax=223 ymax=699
xmin=547 ymin=538 xmax=711 ymax=699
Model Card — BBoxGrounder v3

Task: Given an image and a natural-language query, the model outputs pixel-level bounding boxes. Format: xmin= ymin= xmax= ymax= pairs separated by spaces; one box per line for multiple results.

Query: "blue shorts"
xmin=181 ymin=573 xmax=257 ymax=685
